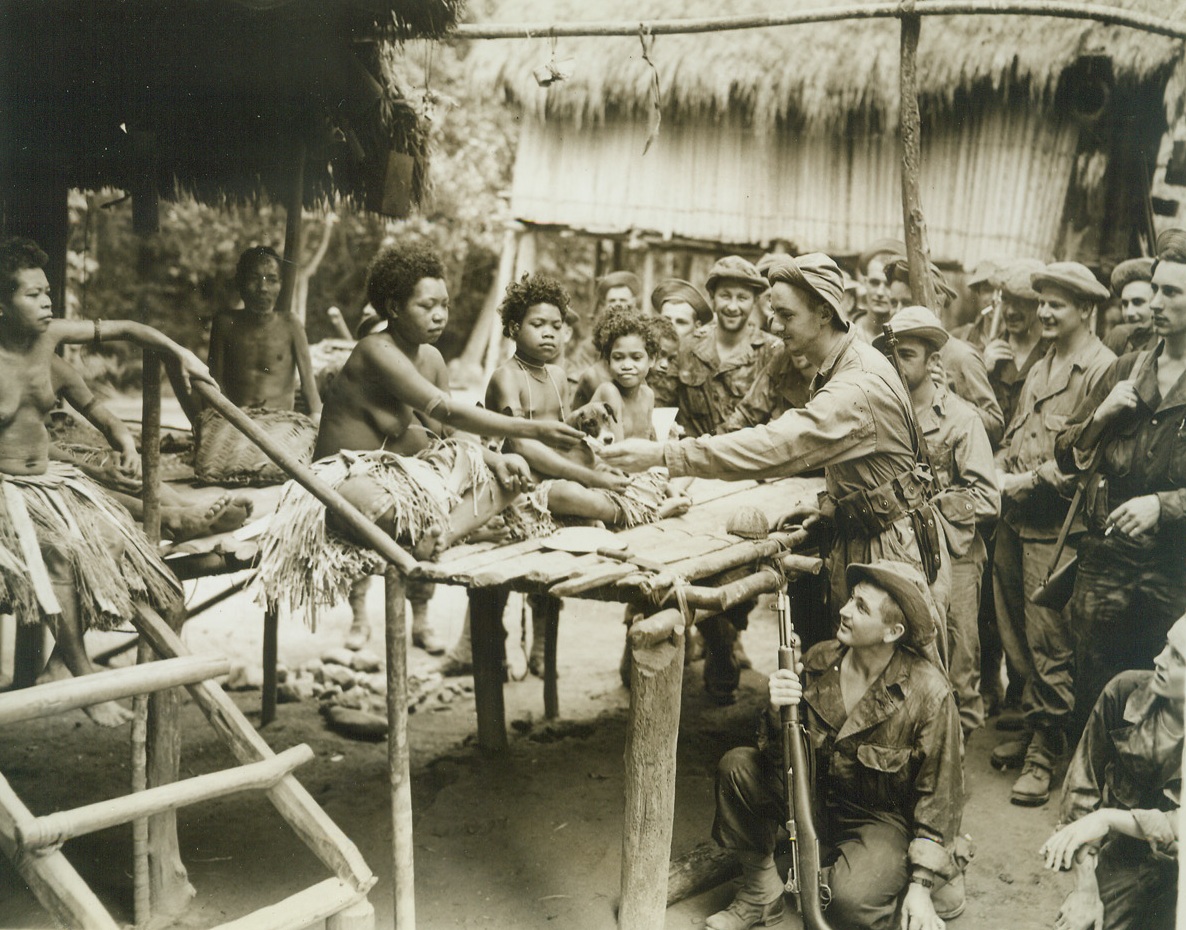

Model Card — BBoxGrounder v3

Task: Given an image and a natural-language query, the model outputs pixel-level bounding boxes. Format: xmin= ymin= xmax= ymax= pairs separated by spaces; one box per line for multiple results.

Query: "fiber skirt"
xmin=257 ymin=440 xmax=493 ymax=615
xmin=0 ymin=463 xmax=181 ymax=629
xmin=510 ymin=468 xmax=670 ymax=538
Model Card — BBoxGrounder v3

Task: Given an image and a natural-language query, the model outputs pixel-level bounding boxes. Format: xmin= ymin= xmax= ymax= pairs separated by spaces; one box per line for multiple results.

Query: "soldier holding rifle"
xmin=708 ymin=560 xmax=964 ymax=930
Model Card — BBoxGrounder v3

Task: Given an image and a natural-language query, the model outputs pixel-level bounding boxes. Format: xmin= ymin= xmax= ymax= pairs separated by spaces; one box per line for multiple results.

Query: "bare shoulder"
xmin=486 ymin=364 xmax=519 ymax=407
xmin=591 ymin=379 xmax=623 ymax=405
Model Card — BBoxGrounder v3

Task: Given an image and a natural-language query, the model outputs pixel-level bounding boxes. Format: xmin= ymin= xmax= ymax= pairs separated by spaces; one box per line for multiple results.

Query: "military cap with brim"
xmin=999 ymin=259 xmax=1046 ymax=302
xmin=651 ymin=278 xmax=712 ymax=324
xmin=1032 ymin=262 xmax=1109 ymax=303
xmin=872 ymin=305 xmax=949 ymax=353
xmin=595 ymin=271 xmax=642 ymax=305
xmin=858 ymin=238 xmax=907 ymax=274
xmin=1109 ymin=258 xmax=1154 ymax=295
xmin=845 ymin=560 xmax=936 ymax=649
xmin=966 ymin=259 xmax=1000 ymax=289
xmin=883 ymin=255 xmax=959 ymax=306
xmin=705 ymin=255 xmax=768 ymax=294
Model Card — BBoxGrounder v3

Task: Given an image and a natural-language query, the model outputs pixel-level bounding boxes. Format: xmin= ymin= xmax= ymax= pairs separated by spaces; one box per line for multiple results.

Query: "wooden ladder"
xmin=0 ymin=603 xmax=376 ymax=930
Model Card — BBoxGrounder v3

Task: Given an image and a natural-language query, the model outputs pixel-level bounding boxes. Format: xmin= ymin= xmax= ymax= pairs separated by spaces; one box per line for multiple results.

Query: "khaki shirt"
xmin=717 ymin=343 xmax=813 ymax=433
xmin=999 ymin=336 xmax=1115 ymax=538
xmin=918 ymin=384 xmax=1001 ymax=558
xmin=675 ymin=323 xmax=782 ymax=437
xmin=1060 ymin=670 xmax=1180 ymax=861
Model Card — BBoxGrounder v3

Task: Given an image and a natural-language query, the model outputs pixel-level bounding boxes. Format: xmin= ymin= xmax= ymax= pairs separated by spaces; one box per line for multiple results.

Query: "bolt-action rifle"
xmin=776 ymin=589 xmax=834 ymax=930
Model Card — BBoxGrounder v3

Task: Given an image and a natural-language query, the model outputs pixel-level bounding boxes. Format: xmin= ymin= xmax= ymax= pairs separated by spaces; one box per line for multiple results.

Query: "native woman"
xmin=0 ymin=237 xmax=214 ymax=726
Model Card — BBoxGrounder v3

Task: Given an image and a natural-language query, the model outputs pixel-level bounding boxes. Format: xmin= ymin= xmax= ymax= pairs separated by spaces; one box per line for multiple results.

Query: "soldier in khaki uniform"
xmin=676 ymin=256 xmax=782 ymax=438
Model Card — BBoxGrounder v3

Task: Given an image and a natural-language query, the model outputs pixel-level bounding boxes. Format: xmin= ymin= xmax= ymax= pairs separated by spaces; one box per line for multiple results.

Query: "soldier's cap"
xmin=1110 ymin=258 xmax=1154 ymax=295
xmin=705 ymin=255 xmax=768 ymax=295
xmin=846 ymin=560 xmax=936 ymax=649
xmin=999 ymin=258 xmax=1047 ymax=303
xmin=966 ymin=259 xmax=1000 ymax=289
xmin=765 ymin=252 xmax=847 ymax=320
xmin=650 ymin=278 xmax=712 ymax=324
xmin=882 ymin=255 xmax=959 ymax=307
xmin=857 ymin=238 xmax=907 ymax=275
xmin=595 ymin=271 xmax=642 ymax=305
xmin=1032 ymin=262 xmax=1109 ymax=304
xmin=872 ymin=305 xmax=949 ymax=353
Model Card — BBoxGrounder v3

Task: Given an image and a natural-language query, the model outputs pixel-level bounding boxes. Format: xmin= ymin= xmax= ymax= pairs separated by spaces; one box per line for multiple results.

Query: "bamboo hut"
xmin=469 ymin=0 xmax=1186 ymax=278
xmin=0 ymin=0 xmax=461 ymax=305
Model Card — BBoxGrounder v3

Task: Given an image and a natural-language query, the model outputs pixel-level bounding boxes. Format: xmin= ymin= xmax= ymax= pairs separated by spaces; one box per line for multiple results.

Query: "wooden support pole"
xmin=0 ymin=655 xmax=228 ymax=725
xmin=325 ymin=897 xmax=375 ymax=930
xmin=19 ymin=746 xmax=314 ymax=853
xmin=0 ymin=774 xmax=121 ymax=930
xmin=451 ymin=2 xmax=1186 ymax=41
xmin=898 ymin=2 xmax=938 ymax=311
xmin=141 ymin=351 xmax=162 ymax=544
xmin=469 ymin=587 xmax=509 ymax=752
xmin=212 ymin=878 xmax=365 ymax=930
xmin=261 ymin=601 xmax=279 ymax=727
xmin=277 ymin=143 xmax=306 ymax=322
xmin=540 ymin=596 xmax=562 ymax=720
xmin=132 ymin=684 xmax=150 ymax=927
xmin=133 ymin=605 xmax=377 ymax=893
xmin=619 ymin=614 xmax=685 ymax=929
xmin=384 ymin=567 xmax=415 ymax=929
xmin=191 ymin=384 xmax=418 ymax=576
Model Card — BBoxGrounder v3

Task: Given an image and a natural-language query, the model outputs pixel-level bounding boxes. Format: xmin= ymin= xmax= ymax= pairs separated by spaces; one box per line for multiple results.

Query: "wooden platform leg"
xmin=384 ymin=568 xmax=414 ymax=929
xmin=469 ymin=587 xmax=509 ymax=753
xmin=261 ymin=600 xmax=279 ymax=727
xmin=619 ymin=611 xmax=685 ymax=930
xmin=327 ymin=896 xmax=375 ymax=930
xmin=541 ymin=596 xmax=561 ymax=720
xmin=145 ymin=605 xmax=196 ymax=924
xmin=12 ymin=623 xmax=43 ymax=690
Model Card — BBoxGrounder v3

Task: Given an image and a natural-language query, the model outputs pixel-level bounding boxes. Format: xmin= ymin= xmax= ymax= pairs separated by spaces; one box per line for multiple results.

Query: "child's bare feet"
xmin=85 ymin=700 xmax=135 ymax=727
xmin=656 ymin=495 xmax=692 ymax=520
xmin=412 ymin=526 xmax=443 ymax=560
xmin=165 ymin=493 xmax=254 ymax=542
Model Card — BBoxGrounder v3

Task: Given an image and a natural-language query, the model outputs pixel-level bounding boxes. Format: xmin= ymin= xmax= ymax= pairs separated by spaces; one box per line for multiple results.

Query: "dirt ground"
xmin=0 ymin=572 xmax=1075 ymax=930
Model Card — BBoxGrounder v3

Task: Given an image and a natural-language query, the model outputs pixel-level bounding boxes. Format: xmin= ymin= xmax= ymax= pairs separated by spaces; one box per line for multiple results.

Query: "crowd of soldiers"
xmin=572 ymin=236 xmax=1183 ymax=930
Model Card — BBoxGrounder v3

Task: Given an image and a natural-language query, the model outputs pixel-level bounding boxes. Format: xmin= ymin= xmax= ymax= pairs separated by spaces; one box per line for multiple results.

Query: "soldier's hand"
xmin=1040 ymin=812 xmax=1110 ymax=872
xmin=1107 ymin=494 xmax=1161 ymax=538
xmin=998 ymin=470 xmax=1034 ymax=503
xmin=600 ymin=438 xmax=665 ymax=473
xmin=1093 ymin=379 xmax=1139 ymax=426
xmin=983 ymin=338 xmax=1013 ymax=371
xmin=767 ymin=667 xmax=802 ymax=709
xmin=900 ymin=882 xmax=945 ymax=930
xmin=927 ymin=353 xmax=949 ymax=389
xmin=1053 ymin=889 xmax=1103 ymax=930
xmin=774 ymin=502 xmax=821 ymax=532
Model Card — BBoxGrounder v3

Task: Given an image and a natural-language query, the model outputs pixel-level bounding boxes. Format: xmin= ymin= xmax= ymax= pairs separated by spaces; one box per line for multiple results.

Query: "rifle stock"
xmin=777 ymin=591 xmax=834 ymax=930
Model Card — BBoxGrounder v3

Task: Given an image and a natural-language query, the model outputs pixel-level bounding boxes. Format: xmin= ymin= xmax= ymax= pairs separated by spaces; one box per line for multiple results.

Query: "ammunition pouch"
xmin=834 ymin=469 xmax=941 ymax=583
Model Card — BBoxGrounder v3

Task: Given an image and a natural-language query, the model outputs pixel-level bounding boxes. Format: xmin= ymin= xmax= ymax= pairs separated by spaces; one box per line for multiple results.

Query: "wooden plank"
xmin=212 ymin=878 xmax=364 ymax=930
xmin=416 ymin=537 xmax=546 ymax=582
xmin=132 ymin=605 xmax=376 ymax=893
xmin=0 ymin=655 xmax=229 ymax=726
xmin=549 ymin=563 xmax=638 ymax=598
xmin=383 ymin=568 xmax=415 ymax=930
xmin=20 ymin=746 xmax=314 ymax=853
xmin=0 ymin=774 xmax=121 ymax=930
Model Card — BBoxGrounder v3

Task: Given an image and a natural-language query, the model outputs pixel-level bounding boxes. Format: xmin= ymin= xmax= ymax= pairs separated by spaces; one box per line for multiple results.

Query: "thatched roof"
xmin=0 ymin=0 xmax=463 ymax=208
xmin=468 ymin=0 xmax=1186 ymax=132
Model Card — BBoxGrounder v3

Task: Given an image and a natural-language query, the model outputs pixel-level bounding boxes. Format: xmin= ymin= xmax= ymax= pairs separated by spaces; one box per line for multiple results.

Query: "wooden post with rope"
xmin=898 ymin=0 xmax=938 ymax=311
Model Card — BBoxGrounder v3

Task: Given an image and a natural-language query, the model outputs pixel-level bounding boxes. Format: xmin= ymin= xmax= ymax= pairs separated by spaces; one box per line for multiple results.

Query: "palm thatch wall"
xmin=470 ymin=0 xmax=1186 ymax=266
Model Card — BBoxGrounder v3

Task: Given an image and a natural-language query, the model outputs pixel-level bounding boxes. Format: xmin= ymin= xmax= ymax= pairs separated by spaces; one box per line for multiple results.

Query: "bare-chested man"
xmin=207 ymin=246 xmax=320 ymax=416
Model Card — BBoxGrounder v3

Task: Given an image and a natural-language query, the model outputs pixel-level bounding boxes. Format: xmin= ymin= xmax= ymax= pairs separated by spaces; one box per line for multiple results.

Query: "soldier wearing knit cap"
xmin=650 ymin=278 xmax=711 ymax=340
xmin=604 ymin=252 xmax=953 ymax=652
xmin=1104 ymin=257 xmax=1156 ymax=356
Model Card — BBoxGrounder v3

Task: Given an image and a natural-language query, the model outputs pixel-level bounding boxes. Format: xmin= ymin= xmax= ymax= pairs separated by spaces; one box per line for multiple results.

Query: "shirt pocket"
xmin=856 ymin=743 xmax=912 ymax=773
xmin=677 ymin=367 xmax=712 ymax=417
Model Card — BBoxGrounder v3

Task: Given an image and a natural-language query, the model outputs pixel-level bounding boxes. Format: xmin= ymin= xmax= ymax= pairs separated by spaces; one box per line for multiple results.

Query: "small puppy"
xmin=566 ymin=401 xmax=617 ymax=466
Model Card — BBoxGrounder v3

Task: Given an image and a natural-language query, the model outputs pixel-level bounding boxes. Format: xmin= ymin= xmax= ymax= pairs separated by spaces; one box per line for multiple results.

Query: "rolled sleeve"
xmin=662 ymin=383 xmax=878 ymax=482
xmin=1155 ymin=490 xmax=1186 ymax=524
xmin=1132 ymin=809 xmax=1179 ymax=860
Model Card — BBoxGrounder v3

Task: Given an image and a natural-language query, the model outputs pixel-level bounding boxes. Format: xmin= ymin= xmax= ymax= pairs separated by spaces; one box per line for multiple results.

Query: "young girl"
xmin=0 ymin=237 xmax=212 ymax=725
xmin=257 ymin=245 xmax=581 ymax=617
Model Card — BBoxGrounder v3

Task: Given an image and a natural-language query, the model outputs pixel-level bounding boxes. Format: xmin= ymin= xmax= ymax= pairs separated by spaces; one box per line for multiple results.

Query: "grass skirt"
xmin=0 ymin=464 xmax=182 ymax=629
xmin=509 ymin=468 xmax=670 ymax=538
xmin=257 ymin=440 xmax=492 ymax=616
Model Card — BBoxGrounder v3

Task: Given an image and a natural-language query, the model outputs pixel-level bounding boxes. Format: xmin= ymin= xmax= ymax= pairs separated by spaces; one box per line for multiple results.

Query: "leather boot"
xmin=932 ymin=872 xmax=966 ymax=920
xmin=994 ymin=708 xmax=1025 ymax=732
xmin=990 ymin=734 xmax=1030 ymax=770
xmin=706 ymin=853 xmax=786 ymax=930
xmin=1010 ymin=761 xmax=1052 ymax=806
